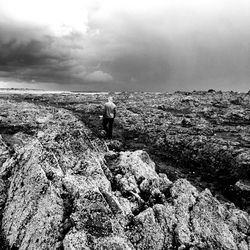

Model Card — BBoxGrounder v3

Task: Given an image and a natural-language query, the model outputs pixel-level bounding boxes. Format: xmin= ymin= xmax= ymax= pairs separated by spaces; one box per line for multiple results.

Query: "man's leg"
xmin=108 ymin=118 xmax=114 ymax=139
xmin=102 ymin=118 xmax=109 ymax=135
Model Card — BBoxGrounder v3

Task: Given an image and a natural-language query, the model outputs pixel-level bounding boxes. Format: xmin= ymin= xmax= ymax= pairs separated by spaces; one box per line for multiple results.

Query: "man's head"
xmin=108 ymin=96 xmax=113 ymax=102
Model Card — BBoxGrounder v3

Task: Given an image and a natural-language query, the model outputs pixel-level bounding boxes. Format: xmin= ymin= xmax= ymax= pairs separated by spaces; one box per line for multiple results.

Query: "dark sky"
xmin=0 ymin=0 xmax=250 ymax=91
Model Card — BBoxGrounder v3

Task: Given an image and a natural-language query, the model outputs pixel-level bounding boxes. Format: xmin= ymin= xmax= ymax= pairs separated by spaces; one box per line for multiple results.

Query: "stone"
xmin=63 ymin=229 xmax=90 ymax=250
xmin=235 ymin=179 xmax=250 ymax=193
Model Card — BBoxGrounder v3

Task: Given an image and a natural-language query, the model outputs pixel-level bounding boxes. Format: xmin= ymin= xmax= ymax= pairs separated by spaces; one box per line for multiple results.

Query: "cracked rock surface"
xmin=0 ymin=98 xmax=249 ymax=249
xmin=3 ymin=90 xmax=249 ymax=210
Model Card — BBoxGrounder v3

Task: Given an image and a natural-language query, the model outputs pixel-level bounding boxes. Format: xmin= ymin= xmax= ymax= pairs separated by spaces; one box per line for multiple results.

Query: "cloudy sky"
xmin=0 ymin=0 xmax=249 ymax=91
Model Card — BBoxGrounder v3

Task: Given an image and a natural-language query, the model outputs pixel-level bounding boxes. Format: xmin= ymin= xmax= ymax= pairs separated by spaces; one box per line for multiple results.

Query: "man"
xmin=102 ymin=96 xmax=116 ymax=139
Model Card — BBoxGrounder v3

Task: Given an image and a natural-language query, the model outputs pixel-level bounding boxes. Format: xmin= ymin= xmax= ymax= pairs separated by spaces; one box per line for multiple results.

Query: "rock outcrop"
xmin=1 ymin=90 xmax=250 ymax=211
xmin=0 ymin=99 xmax=249 ymax=249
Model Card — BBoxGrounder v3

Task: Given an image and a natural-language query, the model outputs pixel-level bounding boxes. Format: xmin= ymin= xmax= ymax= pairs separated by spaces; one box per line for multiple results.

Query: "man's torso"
xmin=104 ymin=102 xmax=116 ymax=118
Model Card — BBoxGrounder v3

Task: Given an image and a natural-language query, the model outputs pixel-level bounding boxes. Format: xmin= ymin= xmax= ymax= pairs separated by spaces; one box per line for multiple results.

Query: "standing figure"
xmin=102 ymin=96 xmax=116 ymax=139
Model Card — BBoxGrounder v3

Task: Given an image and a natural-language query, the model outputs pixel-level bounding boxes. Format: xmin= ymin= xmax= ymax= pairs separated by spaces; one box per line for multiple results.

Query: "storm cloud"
xmin=0 ymin=0 xmax=250 ymax=91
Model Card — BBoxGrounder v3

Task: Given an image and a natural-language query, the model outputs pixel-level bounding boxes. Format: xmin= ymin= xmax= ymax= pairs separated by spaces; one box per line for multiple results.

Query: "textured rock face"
xmin=6 ymin=90 xmax=249 ymax=210
xmin=0 ymin=99 xmax=250 ymax=249
xmin=1 ymin=91 xmax=250 ymax=212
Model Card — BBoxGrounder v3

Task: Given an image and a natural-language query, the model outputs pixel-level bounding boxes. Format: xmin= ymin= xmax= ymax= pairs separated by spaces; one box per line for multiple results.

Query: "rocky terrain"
xmin=0 ymin=90 xmax=249 ymax=249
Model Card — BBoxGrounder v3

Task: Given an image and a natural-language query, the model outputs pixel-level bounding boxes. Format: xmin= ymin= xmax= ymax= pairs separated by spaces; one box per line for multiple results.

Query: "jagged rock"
xmin=0 ymin=98 xmax=250 ymax=250
xmin=2 ymin=142 xmax=65 ymax=249
xmin=235 ymin=179 xmax=250 ymax=194
xmin=112 ymin=150 xmax=159 ymax=181
xmin=127 ymin=207 xmax=165 ymax=250
xmin=95 ymin=91 xmax=250 ymax=209
xmin=106 ymin=139 xmax=123 ymax=151
xmin=105 ymin=150 xmax=250 ymax=249
xmin=63 ymin=229 xmax=90 ymax=250
xmin=233 ymin=179 xmax=250 ymax=210
xmin=190 ymin=189 xmax=249 ymax=250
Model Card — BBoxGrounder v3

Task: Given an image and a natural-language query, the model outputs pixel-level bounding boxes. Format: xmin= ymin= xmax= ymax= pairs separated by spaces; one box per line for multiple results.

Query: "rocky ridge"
xmin=4 ymin=90 xmax=249 ymax=210
xmin=0 ymin=98 xmax=249 ymax=249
